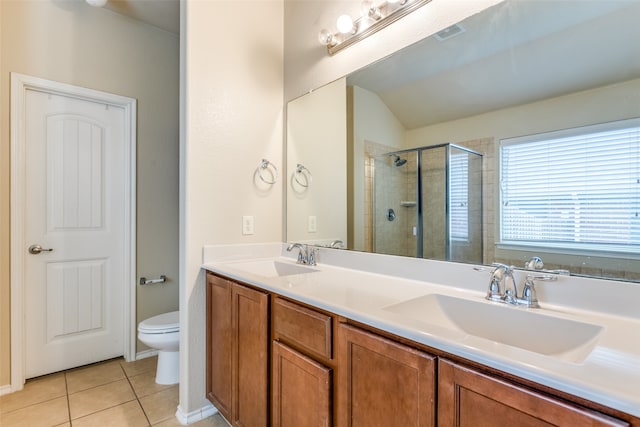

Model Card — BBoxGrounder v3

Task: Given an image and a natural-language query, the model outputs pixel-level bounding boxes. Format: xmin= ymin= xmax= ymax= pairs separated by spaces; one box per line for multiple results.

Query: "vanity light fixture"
xmin=319 ymin=0 xmax=431 ymax=56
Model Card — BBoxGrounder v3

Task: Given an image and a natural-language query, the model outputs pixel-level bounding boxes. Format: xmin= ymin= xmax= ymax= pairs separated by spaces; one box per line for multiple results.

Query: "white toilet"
xmin=138 ymin=311 xmax=180 ymax=385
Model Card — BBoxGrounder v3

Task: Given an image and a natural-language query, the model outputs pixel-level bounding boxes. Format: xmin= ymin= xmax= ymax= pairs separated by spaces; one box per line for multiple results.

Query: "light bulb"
xmin=318 ymin=29 xmax=336 ymax=47
xmin=361 ymin=1 xmax=382 ymax=20
xmin=86 ymin=0 xmax=108 ymax=7
xmin=361 ymin=1 xmax=373 ymax=15
xmin=336 ymin=14 xmax=356 ymax=34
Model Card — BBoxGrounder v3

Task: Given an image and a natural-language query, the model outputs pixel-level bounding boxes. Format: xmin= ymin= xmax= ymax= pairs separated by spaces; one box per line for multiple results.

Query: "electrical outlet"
xmin=308 ymin=215 xmax=317 ymax=233
xmin=242 ymin=216 xmax=255 ymax=235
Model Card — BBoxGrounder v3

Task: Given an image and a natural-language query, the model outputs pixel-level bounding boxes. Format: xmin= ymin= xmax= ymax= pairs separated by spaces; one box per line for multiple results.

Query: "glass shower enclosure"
xmin=372 ymin=143 xmax=483 ymax=263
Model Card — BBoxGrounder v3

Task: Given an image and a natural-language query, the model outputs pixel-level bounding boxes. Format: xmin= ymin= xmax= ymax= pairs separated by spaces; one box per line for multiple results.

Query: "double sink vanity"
xmin=202 ymin=243 xmax=640 ymax=426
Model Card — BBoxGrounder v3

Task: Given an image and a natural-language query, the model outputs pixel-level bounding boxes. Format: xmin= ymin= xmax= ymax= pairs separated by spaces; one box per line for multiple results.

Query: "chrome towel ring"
xmin=258 ymin=159 xmax=279 ymax=184
xmin=294 ymin=164 xmax=312 ymax=187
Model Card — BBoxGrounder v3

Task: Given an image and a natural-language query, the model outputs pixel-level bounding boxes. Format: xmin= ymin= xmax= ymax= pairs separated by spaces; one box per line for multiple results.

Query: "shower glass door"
xmin=371 ymin=144 xmax=482 ymax=262
xmin=447 ymin=146 xmax=483 ymax=264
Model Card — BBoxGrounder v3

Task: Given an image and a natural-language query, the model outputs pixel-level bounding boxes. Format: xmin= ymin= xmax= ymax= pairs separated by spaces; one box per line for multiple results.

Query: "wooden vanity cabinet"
xmin=271 ymin=297 xmax=334 ymax=427
xmin=206 ymin=272 xmax=269 ymax=427
xmin=205 ymin=272 xmax=636 ymax=427
xmin=438 ymin=359 xmax=629 ymax=427
xmin=337 ymin=323 xmax=437 ymax=427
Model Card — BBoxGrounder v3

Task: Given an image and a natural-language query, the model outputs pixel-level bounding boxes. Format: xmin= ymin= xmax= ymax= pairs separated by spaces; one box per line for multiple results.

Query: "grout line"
xmin=120 ymin=361 xmax=153 ymax=426
xmin=2 ymin=358 xmax=167 ymax=427
xmin=63 ymin=372 xmax=72 ymax=426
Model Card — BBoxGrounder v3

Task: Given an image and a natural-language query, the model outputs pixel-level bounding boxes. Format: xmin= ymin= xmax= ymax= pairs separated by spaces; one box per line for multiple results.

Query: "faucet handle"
xmin=524 ymin=256 xmax=544 ymax=270
xmin=520 ymin=275 xmax=540 ymax=308
xmin=519 ymin=273 xmax=557 ymax=308
xmin=486 ymin=275 xmax=504 ymax=302
xmin=307 ymin=247 xmax=318 ymax=266
xmin=486 ymin=263 xmax=518 ymax=303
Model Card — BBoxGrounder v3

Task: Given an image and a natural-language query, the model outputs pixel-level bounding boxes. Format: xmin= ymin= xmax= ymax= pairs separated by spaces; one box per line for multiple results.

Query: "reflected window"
xmin=450 ymin=153 xmax=469 ymax=241
xmin=500 ymin=118 xmax=640 ymax=252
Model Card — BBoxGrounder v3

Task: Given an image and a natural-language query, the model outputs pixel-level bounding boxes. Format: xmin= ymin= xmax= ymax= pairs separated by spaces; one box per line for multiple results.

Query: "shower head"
xmin=393 ymin=155 xmax=407 ymax=167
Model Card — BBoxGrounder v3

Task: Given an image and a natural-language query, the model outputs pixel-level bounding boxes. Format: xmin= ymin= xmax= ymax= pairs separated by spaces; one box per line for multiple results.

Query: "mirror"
xmin=286 ymin=0 xmax=640 ymax=281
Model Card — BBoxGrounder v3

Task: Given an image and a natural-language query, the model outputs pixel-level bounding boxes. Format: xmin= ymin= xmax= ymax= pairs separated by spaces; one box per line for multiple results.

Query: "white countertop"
xmin=201 ymin=243 xmax=640 ymax=417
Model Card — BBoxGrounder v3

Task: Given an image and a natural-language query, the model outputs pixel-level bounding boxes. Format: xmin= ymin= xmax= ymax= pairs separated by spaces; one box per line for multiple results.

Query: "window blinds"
xmin=449 ymin=153 xmax=469 ymax=240
xmin=500 ymin=119 xmax=640 ymax=252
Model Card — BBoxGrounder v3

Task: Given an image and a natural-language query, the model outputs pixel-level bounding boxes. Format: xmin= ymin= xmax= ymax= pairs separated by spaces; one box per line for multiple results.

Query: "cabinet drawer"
xmin=273 ymin=297 xmax=332 ymax=359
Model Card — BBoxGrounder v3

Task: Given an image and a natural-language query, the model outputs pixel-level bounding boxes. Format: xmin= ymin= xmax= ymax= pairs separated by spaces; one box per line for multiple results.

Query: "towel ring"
xmin=294 ymin=164 xmax=312 ymax=187
xmin=258 ymin=159 xmax=279 ymax=184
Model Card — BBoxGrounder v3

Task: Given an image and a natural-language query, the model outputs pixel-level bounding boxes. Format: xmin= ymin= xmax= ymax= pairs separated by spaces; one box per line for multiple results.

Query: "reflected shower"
xmin=392 ymin=154 xmax=407 ymax=167
xmin=373 ymin=144 xmax=483 ymax=263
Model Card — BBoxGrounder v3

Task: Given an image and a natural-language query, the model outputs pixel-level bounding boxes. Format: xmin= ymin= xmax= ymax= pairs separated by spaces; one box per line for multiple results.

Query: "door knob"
xmin=28 ymin=244 xmax=53 ymax=255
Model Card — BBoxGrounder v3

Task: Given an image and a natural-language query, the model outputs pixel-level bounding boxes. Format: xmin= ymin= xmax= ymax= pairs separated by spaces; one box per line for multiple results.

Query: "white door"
xmin=23 ymin=88 xmax=128 ymax=378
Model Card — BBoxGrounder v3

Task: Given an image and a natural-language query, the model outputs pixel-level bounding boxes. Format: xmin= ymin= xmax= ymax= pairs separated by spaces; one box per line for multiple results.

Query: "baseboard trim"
xmin=135 ymin=349 xmax=158 ymax=360
xmin=0 ymin=384 xmax=12 ymax=396
xmin=175 ymin=402 xmax=218 ymax=425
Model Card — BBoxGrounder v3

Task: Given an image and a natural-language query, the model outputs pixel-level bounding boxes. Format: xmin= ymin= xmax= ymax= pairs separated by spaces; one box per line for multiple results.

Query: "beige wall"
xmin=176 ymin=0 xmax=498 ymax=416
xmin=0 ymin=1 xmax=179 ymax=386
xmin=180 ymin=0 xmax=283 ymax=415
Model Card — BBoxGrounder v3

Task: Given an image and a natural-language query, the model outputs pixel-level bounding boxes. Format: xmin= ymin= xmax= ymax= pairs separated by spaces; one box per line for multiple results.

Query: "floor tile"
xmin=69 ymin=378 xmax=136 ymax=420
xmin=66 ymin=359 xmax=126 ymax=394
xmin=129 ymin=370 xmax=173 ymax=398
xmin=152 ymin=413 xmax=229 ymax=427
xmin=72 ymin=400 xmax=150 ymax=427
xmin=121 ymin=357 xmax=157 ymax=378
xmin=139 ymin=386 xmax=179 ymax=425
xmin=0 ymin=396 xmax=69 ymax=427
xmin=0 ymin=373 xmax=66 ymax=414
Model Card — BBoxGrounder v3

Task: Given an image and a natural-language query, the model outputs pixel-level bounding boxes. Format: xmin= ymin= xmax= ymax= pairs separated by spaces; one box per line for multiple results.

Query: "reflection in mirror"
xmin=286 ymin=0 xmax=640 ymax=281
xmin=286 ymin=78 xmax=347 ymax=246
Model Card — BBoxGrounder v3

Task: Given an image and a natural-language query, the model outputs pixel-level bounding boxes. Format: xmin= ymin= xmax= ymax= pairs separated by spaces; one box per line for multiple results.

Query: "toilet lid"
xmin=138 ymin=311 xmax=179 ymax=334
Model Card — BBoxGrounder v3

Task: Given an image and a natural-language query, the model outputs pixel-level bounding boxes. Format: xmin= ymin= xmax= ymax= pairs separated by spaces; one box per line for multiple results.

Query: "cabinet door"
xmin=272 ymin=341 xmax=332 ymax=427
xmin=232 ymin=283 xmax=269 ymax=427
xmin=438 ymin=359 xmax=628 ymax=427
xmin=206 ymin=273 xmax=233 ymax=421
xmin=337 ymin=324 xmax=436 ymax=427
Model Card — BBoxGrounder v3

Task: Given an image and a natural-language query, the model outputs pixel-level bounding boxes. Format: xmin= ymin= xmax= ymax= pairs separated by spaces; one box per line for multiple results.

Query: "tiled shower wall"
xmin=365 ymin=137 xmax=495 ymax=264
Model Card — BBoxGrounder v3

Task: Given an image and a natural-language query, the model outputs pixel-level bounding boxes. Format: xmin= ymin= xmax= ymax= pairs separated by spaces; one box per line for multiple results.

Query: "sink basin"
xmin=227 ymin=260 xmax=318 ymax=278
xmin=383 ymin=294 xmax=602 ymax=362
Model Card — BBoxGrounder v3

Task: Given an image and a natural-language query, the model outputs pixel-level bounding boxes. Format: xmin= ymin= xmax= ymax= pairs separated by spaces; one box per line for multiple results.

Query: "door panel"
xmin=24 ymin=89 xmax=127 ymax=378
xmin=48 ymin=116 xmax=105 ymax=230
xmin=46 ymin=260 xmax=105 ymax=340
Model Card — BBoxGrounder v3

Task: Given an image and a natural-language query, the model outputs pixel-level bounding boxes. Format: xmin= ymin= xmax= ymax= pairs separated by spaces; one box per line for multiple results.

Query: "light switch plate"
xmin=308 ymin=215 xmax=317 ymax=233
xmin=242 ymin=216 xmax=255 ymax=235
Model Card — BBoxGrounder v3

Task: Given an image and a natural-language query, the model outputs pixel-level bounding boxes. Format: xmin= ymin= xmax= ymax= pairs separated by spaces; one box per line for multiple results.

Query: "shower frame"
xmin=373 ymin=142 xmax=483 ymax=260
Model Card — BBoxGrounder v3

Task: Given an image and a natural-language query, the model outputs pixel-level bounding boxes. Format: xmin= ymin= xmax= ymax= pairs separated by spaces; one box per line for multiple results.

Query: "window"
xmin=500 ymin=119 xmax=640 ymax=253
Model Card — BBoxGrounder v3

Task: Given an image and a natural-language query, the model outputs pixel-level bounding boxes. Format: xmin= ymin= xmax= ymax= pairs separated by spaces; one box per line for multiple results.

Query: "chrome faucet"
xmin=484 ymin=262 xmax=557 ymax=308
xmin=286 ymin=243 xmax=317 ymax=266
xmin=329 ymin=239 xmax=344 ymax=249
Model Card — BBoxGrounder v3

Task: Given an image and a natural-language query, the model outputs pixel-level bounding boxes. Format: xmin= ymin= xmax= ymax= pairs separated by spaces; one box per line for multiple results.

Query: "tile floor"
xmin=0 ymin=357 xmax=229 ymax=427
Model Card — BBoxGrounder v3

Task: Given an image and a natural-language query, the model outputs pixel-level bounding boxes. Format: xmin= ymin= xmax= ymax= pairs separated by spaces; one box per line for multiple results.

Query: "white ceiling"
xmin=348 ymin=0 xmax=640 ymax=130
xmin=103 ymin=0 xmax=180 ymax=34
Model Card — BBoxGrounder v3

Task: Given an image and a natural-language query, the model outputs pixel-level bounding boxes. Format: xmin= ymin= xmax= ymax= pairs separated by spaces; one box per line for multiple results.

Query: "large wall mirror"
xmin=286 ymin=0 xmax=640 ymax=282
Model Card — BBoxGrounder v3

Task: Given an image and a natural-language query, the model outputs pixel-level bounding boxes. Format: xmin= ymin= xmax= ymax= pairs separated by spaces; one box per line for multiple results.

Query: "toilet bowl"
xmin=138 ymin=311 xmax=179 ymax=385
